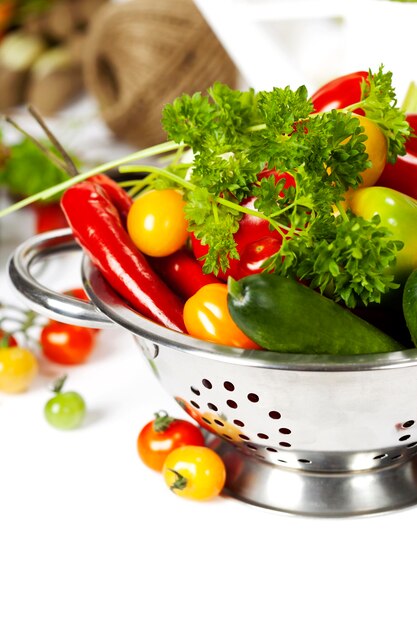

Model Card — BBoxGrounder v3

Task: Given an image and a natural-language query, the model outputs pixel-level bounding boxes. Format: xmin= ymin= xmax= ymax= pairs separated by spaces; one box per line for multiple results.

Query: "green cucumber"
xmin=403 ymin=268 xmax=417 ymax=347
xmin=228 ymin=274 xmax=404 ymax=355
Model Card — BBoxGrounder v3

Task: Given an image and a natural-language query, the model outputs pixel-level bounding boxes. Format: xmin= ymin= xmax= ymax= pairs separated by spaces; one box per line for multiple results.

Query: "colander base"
xmin=210 ymin=438 xmax=417 ymax=517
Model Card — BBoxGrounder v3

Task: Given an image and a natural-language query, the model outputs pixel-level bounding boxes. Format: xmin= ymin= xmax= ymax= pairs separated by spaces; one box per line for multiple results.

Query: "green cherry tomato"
xmin=44 ymin=376 xmax=86 ymax=430
xmin=349 ymin=186 xmax=417 ymax=281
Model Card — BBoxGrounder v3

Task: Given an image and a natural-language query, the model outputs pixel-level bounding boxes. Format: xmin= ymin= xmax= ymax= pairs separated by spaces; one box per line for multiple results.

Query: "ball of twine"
xmin=83 ymin=0 xmax=237 ymax=147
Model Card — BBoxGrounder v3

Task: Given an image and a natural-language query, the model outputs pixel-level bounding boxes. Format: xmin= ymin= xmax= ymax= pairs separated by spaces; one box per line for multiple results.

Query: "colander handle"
xmin=8 ymin=228 xmax=115 ymax=329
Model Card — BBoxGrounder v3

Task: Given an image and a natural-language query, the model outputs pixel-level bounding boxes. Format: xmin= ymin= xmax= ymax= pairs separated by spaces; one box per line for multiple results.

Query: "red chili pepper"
xmin=88 ymin=174 xmax=133 ymax=218
xmin=377 ymin=113 xmax=417 ymax=200
xmin=150 ymin=248 xmax=221 ymax=300
xmin=60 ymin=181 xmax=185 ymax=332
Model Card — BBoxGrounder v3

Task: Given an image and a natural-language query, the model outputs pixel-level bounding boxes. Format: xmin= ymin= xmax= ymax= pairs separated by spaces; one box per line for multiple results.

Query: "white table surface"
xmin=1 ymin=115 xmax=417 ymax=626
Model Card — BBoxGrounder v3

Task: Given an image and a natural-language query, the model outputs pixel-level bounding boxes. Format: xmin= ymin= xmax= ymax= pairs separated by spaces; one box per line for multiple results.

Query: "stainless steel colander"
xmin=9 ymin=228 xmax=417 ymax=517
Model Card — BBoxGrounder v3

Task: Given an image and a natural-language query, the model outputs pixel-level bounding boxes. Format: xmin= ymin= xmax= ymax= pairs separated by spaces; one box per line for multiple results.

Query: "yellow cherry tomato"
xmin=183 ymin=283 xmax=259 ymax=349
xmin=354 ymin=114 xmax=387 ymax=188
xmin=127 ymin=189 xmax=188 ymax=257
xmin=162 ymin=445 xmax=226 ymax=501
xmin=0 ymin=346 xmax=38 ymax=394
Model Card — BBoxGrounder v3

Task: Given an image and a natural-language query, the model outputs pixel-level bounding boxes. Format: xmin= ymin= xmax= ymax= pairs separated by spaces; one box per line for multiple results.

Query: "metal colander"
xmin=9 ymin=229 xmax=417 ymax=517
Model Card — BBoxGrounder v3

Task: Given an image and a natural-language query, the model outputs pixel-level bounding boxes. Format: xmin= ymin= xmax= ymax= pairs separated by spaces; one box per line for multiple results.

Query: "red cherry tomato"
xmin=311 ymin=70 xmax=368 ymax=112
xmin=63 ymin=287 xmax=89 ymax=301
xmin=0 ymin=330 xmax=18 ymax=347
xmin=378 ymin=114 xmax=417 ymax=200
xmin=405 ymin=113 xmax=417 ymax=157
xmin=40 ymin=321 xmax=96 ymax=365
xmin=63 ymin=288 xmax=100 ymax=334
xmin=32 ymin=202 xmax=68 ymax=234
xmin=191 ymin=199 xmax=282 ymax=280
xmin=137 ymin=410 xmax=205 ymax=472
xmin=237 ymin=236 xmax=282 ymax=279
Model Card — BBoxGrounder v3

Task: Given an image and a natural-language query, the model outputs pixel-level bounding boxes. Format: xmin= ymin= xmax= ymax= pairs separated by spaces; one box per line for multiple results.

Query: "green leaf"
xmin=0 ymin=137 xmax=72 ymax=200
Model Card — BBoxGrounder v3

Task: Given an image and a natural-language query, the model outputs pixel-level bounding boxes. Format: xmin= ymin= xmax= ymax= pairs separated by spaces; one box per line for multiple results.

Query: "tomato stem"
xmin=0 ymin=333 xmax=11 ymax=348
xmin=153 ymin=410 xmax=174 ymax=433
xmin=168 ymin=469 xmax=188 ymax=492
xmin=51 ymin=374 xmax=67 ymax=394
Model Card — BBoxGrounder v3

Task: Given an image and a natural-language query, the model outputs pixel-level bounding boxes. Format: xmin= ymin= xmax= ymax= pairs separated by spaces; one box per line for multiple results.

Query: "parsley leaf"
xmin=159 ymin=66 xmax=410 ymax=306
xmin=357 ymin=65 xmax=411 ymax=162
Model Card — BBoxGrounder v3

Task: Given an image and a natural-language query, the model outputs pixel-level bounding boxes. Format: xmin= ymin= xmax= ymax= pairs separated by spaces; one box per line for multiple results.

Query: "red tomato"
xmin=378 ymin=113 xmax=417 ymax=199
xmin=137 ymin=410 xmax=205 ymax=472
xmin=63 ymin=287 xmax=89 ymax=301
xmin=191 ymin=199 xmax=282 ymax=280
xmin=40 ymin=321 xmax=96 ymax=365
xmin=405 ymin=113 xmax=417 ymax=157
xmin=32 ymin=202 xmax=69 ymax=234
xmin=237 ymin=236 xmax=282 ymax=278
xmin=0 ymin=330 xmax=18 ymax=347
xmin=63 ymin=288 xmax=100 ymax=334
xmin=311 ymin=70 xmax=368 ymax=112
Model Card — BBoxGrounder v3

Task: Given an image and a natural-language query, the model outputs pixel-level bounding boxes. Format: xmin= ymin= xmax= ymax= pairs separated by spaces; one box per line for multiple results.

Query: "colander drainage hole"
xmin=246 ymin=444 xmax=258 ymax=450
xmin=279 ymin=441 xmax=291 ymax=448
xmin=223 ymin=381 xmax=235 ymax=391
xmin=279 ymin=428 xmax=291 ymax=435
xmin=257 ymin=433 xmax=269 ymax=440
xmin=403 ymin=420 xmax=415 ymax=428
xmin=233 ymin=419 xmax=245 ymax=427
xmin=214 ymin=419 xmax=224 ymax=427
xmin=266 ymin=447 xmax=278 ymax=453
xmin=202 ymin=379 xmax=212 ymax=389
xmin=207 ymin=403 xmax=218 ymax=412
xmin=298 ymin=459 xmax=312 ymax=464
xmin=373 ymin=453 xmax=388 ymax=460
xmin=269 ymin=411 xmax=281 ymax=420
xmin=391 ymin=454 xmax=402 ymax=460
xmin=190 ymin=386 xmax=200 ymax=396
xmin=227 ymin=400 xmax=238 ymax=409
xmin=239 ymin=434 xmax=250 ymax=441
xmin=399 ymin=434 xmax=411 ymax=442
xmin=247 ymin=393 xmax=259 ymax=403
xmin=190 ymin=400 xmax=200 ymax=409
xmin=407 ymin=442 xmax=417 ymax=448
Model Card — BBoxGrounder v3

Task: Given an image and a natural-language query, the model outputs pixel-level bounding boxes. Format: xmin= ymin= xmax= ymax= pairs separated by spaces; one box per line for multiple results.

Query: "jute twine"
xmin=82 ymin=0 xmax=237 ymax=147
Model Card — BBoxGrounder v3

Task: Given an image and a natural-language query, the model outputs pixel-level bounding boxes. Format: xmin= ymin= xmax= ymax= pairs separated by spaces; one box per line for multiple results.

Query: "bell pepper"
xmin=311 ymin=70 xmax=368 ymax=113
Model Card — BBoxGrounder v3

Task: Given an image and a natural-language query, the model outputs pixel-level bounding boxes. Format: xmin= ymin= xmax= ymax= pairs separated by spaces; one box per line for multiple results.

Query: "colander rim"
xmin=82 ymin=255 xmax=417 ymax=372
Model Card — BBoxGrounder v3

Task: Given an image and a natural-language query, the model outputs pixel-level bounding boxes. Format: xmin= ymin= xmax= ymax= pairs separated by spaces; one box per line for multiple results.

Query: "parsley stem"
xmin=216 ymin=196 xmax=287 ymax=237
xmin=119 ymin=165 xmax=195 ymax=191
xmin=247 ymin=123 xmax=267 ymax=132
